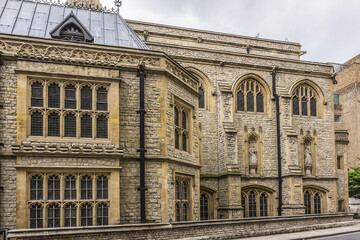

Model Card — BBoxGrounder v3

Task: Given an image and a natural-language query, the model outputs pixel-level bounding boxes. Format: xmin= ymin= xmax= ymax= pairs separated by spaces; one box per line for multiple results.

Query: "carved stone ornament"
xmin=249 ymin=141 xmax=258 ymax=168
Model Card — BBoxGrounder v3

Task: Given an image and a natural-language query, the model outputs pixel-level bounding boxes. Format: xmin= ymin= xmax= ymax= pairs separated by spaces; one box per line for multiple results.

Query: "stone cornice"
xmin=0 ymin=34 xmax=198 ymax=92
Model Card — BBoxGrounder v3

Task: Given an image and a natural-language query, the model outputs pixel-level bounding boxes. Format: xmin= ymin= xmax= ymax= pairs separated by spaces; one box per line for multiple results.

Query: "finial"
xmin=115 ymin=0 xmax=122 ymax=12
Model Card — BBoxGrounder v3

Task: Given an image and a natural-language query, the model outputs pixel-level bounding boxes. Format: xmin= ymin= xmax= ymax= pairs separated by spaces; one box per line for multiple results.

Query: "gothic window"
xmin=48 ymin=204 xmax=60 ymax=228
xmin=174 ymin=104 xmax=190 ymax=152
xmin=81 ymin=86 xmax=92 ymax=110
xmin=174 ymin=107 xmax=179 ymax=126
xmin=81 ymin=114 xmax=92 ymax=138
xmin=260 ymin=194 xmax=268 ymax=217
xmin=242 ymin=188 xmax=273 ymax=218
xmin=97 ymin=175 xmax=108 ymax=199
xmin=200 ymin=194 xmax=208 ymax=220
xmin=304 ymin=191 xmax=311 ymax=214
xmin=81 ymin=175 xmax=92 ymax=200
xmin=96 ymin=115 xmax=108 ymax=139
xmin=249 ymin=191 xmax=257 ymax=217
xmin=182 ymin=203 xmax=188 ymax=221
xmin=31 ymin=111 xmax=43 ymax=136
xmin=65 ymin=203 xmax=77 ymax=227
xmin=175 ymin=203 xmax=180 ymax=222
xmin=64 ymin=113 xmax=76 ymax=137
xmin=199 ymin=86 xmax=205 ymax=109
xmin=31 ymin=82 xmax=43 ymax=107
xmin=241 ymin=194 xmax=246 ymax=217
xmin=182 ymin=132 xmax=187 ymax=151
xmin=65 ymin=84 xmax=76 ymax=109
xmin=97 ymin=203 xmax=109 ymax=225
xmin=48 ymin=83 xmax=60 ymax=108
xmin=175 ymin=177 xmax=190 ymax=221
xmin=236 ymin=79 xmax=265 ymax=113
xmin=81 ymin=203 xmax=93 ymax=226
xmin=175 ymin=180 xmax=180 ymax=200
xmin=30 ymin=175 xmax=43 ymax=200
xmin=182 ymin=181 xmax=187 ymax=200
xmin=292 ymin=84 xmax=318 ymax=117
xmin=48 ymin=175 xmax=60 ymax=200
xmin=96 ymin=87 xmax=108 ymax=111
xmin=303 ymin=189 xmax=324 ymax=214
xmin=30 ymin=204 xmax=43 ymax=228
xmin=48 ymin=112 xmax=60 ymax=137
xmin=314 ymin=193 xmax=321 ymax=214
xmin=65 ymin=175 xmax=76 ymax=200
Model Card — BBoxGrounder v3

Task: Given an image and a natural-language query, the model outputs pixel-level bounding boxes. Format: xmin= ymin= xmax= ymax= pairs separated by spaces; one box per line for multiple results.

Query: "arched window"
xmin=81 ymin=114 xmax=92 ymax=138
xmin=65 ymin=175 xmax=76 ymax=200
xmin=81 ymin=86 xmax=92 ymax=110
xmin=81 ymin=175 xmax=92 ymax=199
xmin=314 ymin=193 xmax=321 ymax=214
xmin=96 ymin=87 xmax=108 ymax=111
xmin=31 ymin=82 xmax=43 ymax=107
xmin=292 ymin=84 xmax=318 ymax=117
xmin=96 ymin=115 xmax=108 ymax=139
xmin=97 ymin=175 xmax=108 ymax=199
xmin=304 ymin=191 xmax=311 ymax=214
xmin=65 ymin=203 xmax=77 ymax=227
xmin=48 ymin=175 xmax=60 ymax=200
xmin=181 ymin=111 xmax=186 ymax=129
xmin=30 ymin=204 xmax=43 ymax=228
xmin=65 ymin=84 xmax=76 ymax=109
xmin=64 ymin=113 xmax=76 ymax=137
xmin=236 ymin=79 xmax=265 ymax=113
xmin=303 ymin=189 xmax=325 ymax=214
xmin=97 ymin=203 xmax=108 ymax=225
xmin=48 ymin=112 xmax=60 ymax=137
xmin=249 ymin=191 xmax=256 ymax=217
xmin=242 ymin=188 xmax=273 ymax=218
xmin=260 ymin=193 xmax=267 ymax=217
xmin=175 ymin=176 xmax=191 ymax=222
xmin=182 ymin=132 xmax=187 ymax=151
xmin=31 ymin=111 xmax=43 ymax=136
xmin=81 ymin=203 xmax=93 ymax=226
xmin=182 ymin=181 xmax=187 ymax=200
xmin=175 ymin=203 xmax=180 ymax=222
xmin=174 ymin=106 xmax=190 ymax=152
xmin=175 ymin=130 xmax=180 ymax=150
xmin=30 ymin=175 xmax=43 ymax=200
xmin=48 ymin=204 xmax=60 ymax=228
xmin=200 ymin=194 xmax=208 ymax=220
xmin=48 ymin=83 xmax=60 ymax=108
xmin=175 ymin=180 xmax=180 ymax=200
xmin=199 ymin=86 xmax=205 ymax=109
xmin=174 ymin=107 xmax=179 ymax=126
xmin=182 ymin=203 xmax=188 ymax=221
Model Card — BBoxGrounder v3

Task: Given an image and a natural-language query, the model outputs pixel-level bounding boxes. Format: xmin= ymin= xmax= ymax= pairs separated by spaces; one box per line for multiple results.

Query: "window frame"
xmin=174 ymin=175 xmax=192 ymax=222
xmin=292 ymin=84 xmax=319 ymax=117
xmin=173 ymin=98 xmax=193 ymax=153
xmin=242 ymin=188 xmax=272 ymax=218
xmin=236 ymin=79 xmax=266 ymax=114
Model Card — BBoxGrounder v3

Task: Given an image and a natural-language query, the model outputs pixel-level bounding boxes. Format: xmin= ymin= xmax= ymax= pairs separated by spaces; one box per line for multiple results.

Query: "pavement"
xmin=239 ymin=221 xmax=360 ymax=240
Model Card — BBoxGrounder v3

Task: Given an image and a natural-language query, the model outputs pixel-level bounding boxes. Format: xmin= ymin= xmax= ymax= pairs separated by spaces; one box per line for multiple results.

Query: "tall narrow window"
xmin=96 ymin=115 xmax=108 ymax=138
xmin=241 ymin=194 xmax=246 ymax=217
xmin=175 ymin=203 xmax=180 ymax=222
xmin=247 ymin=92 xmax=254 ymax=112
xmin=65 ymin=113 xmax=76 ymax=137
xmin=200 ymin=194 xmax=208 ymax=220
xmin=310 ymin=98 xmax=316 ymax=116
xmin=304 ymin=191 xmax=311 ymax=214
xmin=182 ymin=181 xmax=187 ymax=200
xmin=30 ymin=204 xmax=43 ymax=228
xmin=31 ymin=111 xmax=43 ymax=136
xmin=175 ymin=176 xmax=191 ymax=222
xmin=256 ymin=93 xmax=264 ymax=112
xmin=334 ymin=93 xmax=339 ymax=105
xmin=48 ymin=113 xmax=60 ymax=137
xmin=237 ymin=91 xmax=245 ymax=111
xmin=175 ymin=130 xmax=180 ymax=150
xmin=65 ymin=175 xmax=76 ymax=200
xmin=96 ymin=87 xmax=108 ymax=111
xmin=314 ymin=193 xmax=321 ymax=214
xmin=81 ymin=86 xmax=92 ymax=110
xmin=48 ymin=83 xmax=60 ymax=108
xmin=81 ymin=114 xmax=92 ymax=138
xmin=31 ymin=82 xmax=43 ymax=107
xmin=30 ymin=175 xmax=43 ymax=200
xmin=236 ymin=80 xmax=264 ymax=113
xmin=81 ymin=203 xmax=93 ymax=226
xmin=65 ymin=84 xmax=76 ymax=109
xmin=65 ymin=204 xmax=77 ymax=227
xmin=301 ymin=97 xmax=308 ymax=116
xmin=48 ymin=175 xmax=60 ymax=200
xmin=174 ymin=106 xmax=190 ymax=152
xmin=48 ymin=204 xmax=60 ymax=228
xmin=175 ymin=180 xmax=180 ymax=200
xmin=174 ymin=107 xmax=179 ymax=126
xmin=97 ymin=203 xmax=109 ymax=225
xmin=199 ymin=87 xmax=205 ymax=109
xmin=182 ymin=132 xmax=187 ymax=151
xmin=292 ymin=96 xmax=299 ymax=115
xmin=292 ymin=85 xmax=318 ymax=117
xmin=182 ymin=203 xmax=188 ymax=221
xmin=181 ymin=111 xmax=186 ymax=129
xmin=97 ymin=175 xmax=108 ymax=199
xmin=249 ymin=191 xmax=256 ymax=217
xmin=260 ymin=194 xmax=267 ymax=217
xmin=81 ymin=175 xmax=92 ymax=199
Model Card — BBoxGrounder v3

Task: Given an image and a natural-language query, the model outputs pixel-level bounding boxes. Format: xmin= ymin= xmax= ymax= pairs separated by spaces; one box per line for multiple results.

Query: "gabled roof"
xmin=0 ymin=0 xmax=148 ymax=49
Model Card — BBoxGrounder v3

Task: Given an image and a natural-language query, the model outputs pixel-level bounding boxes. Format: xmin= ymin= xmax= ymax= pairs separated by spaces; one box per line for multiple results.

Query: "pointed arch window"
xmin=48 ymin=175 xmax=60 ymax=200
xmin=200 ymin=194 xmax=209 ymax=220
xmin=260 ymin=194 xmax=268 ymax=217
xmin=97 ymin=87 xmax=108 ymax=111
xmin=304 ymin=191 xmax=311 ymax=214
xmin=292 ymin=84 xmax=318 ymax=117
xmin=236 ymin=79 xmax=265 ymax=113
xmin=96 ymin=115 xmax=108 ymax=139
xmin=249 ymin=191 xmax=257 ymax=217
xmin=48 ymin=204 xmax=60 ymax=228
xmin=174 ymin=104 xmax=190 ymax=152
xmin=81 ymin=203 xmax=93 ymax=226
xmin=81 ymin=175 xmax=92 ymax=200
xmin=30 ymin=175 xmax=43 ymax=200
xmin=48 ymin=112 xmax=60 ymax=137
xmin=175 ymin=176 xmax=191 ymax=222
xmin=314 ymin=193 xmax=321 ymax=214
xmin=242 ymin=188 xmax=273 ymax=218
xmin=97 ymin=175 xmax=108 ymax=199
xmin=81 ymin=114 xmax=92 ymax=138
xmin=65 ymin=204 xmax=77 ymax=227
xmin=65 ymin=175 xmax=76 ymax=200
xmin=97 ymin=203 xmax=109 ymax=225
xmin=31 ymin=82 xmax=43 ymax=107
xmin=30 ymin=204 xmax=43 ymax=228
xmin=303 ymin=189 xmax=324 ymax=214
xmin=31 ymin=111 xmax=43 ymax=136
xmin=64 ymin=113 xmax=76 ymax=137
xmin=48 ymin=83 xmax=60 ymax=108
xmin=199 ymin=86 xmax=205 ymax=109
xmin=65 ymin=84 xmax=76 ymax=109
xmin=81 ymin=86 xmax=92 ymax=110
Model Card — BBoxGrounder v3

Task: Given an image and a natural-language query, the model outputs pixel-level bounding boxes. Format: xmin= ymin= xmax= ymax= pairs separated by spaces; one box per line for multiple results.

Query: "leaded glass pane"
xmin=182 ymin=182 xmax=187 ymax=200
xmin=200 ymin=194 xmax=208 ymax=220
xmin=97 ymin=176 xmax=108 ymax=199
xmin=96 ymin=115 xmax=108 ymax=139
xmin=247 ymin=92 xmax=254 ymax=112
xmin=182 ymin=203 xmax=188 ymax=221
xmin=81 ymin=115 xmax=92 ymax=138
xmin=292 ymin=97 xmax=299 ymax=115
xmin=249 ymin=191 xmax=256 ymax=217
xmin=237 ymin=91 xmax=245 ymax=111
xmin=48 ymin=204 xmax=60 ymax=228
xmin=97 ymin=203 xmax=108 ymax=225
xmin=65 ymin=85 xmax=76 ymax=109
xmin=48 ymin=83 xmax=60 ymax=108
xmin=301 ymin=97 xmax=308 ymax=116
xmin=65 ymin=113 xmax=76 ymax=137
xmin=310 ymin=98 xmax=316 ymax=116
xmin=96 ymin=87 xmax=108 ymax=111
xmin=65 ymin=175 xmax=76 ymax=200
xmin=81 ymin=204 xmax=93 ymax=226
xmin=48 ymin=113 xmax=60 ymax=137
xmin=30 ymin=204 xmax=43 ymax=228
xmin=199 ymin=87 xmax=205 ymax=108
xmin=175 ymin=203 xmax=180 ymax=222
xmin=65 ymin=204 xmax=77 ymax=227
xmin=174 ymin=107 xmax=179 ymax=126
xmin=304 ymin=191 xmax=311 ymax=214
xmin=31 ymin=112 xmax=43 ymax=136
xmin=260 ymin=194 xmax=267 ymax=217
xmin=175 ymin=181 xmax=180 ymax=200
xmin=182 ymin=132 xmax=187 ymax=151
xmin=30 ymin=175 xmax=43 ymax=200
xmin=314 ymin=193 xmax=321 ymax=214
xmin=175 ymin=130 xmax=179 ymax=150
xmin=48 ymin=175 xmax=60 ymax=200
xmin=81 ymin=86 xmax=92 ymax=110
xmin=181 ymin=111 xmax=186 ymax=129
xmin=81 ymin=175 xmax=92 ymax=199
xmin=256 ymin=93 xmax=264 ymax=113
xmin=31 ymin=82 xmax=43 ymax=107
xmin=241 ymin=194 xmax=246 ymax=217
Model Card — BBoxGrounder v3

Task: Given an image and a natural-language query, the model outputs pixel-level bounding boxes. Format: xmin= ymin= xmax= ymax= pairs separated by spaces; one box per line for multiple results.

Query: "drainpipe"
xmin=137 ymin=63 xmax=147 ymax=223
xmin=272 ymin=67 xmax=283 ymax=216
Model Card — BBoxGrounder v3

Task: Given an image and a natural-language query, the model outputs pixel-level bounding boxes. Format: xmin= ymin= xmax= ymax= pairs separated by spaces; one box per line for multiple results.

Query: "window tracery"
xmin=174 ymin=176 xmax=190 ymax=222
xmin=242 ymin=188 xmax=272 ymax=218
xmin=292 ymin=84 xmax=317 ymax=117
xmin=236 ymin=79 xmax=265 ymax=113
xmin=303 ymin=188 xmax=324 ymax=214
xmin=174 ymin=103 xmax=191 ymax=152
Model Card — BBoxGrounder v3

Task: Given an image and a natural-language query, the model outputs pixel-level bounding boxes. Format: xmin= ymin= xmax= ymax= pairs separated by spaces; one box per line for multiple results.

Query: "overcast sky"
xmin=97 ymin=0 xmax=358 ymax=64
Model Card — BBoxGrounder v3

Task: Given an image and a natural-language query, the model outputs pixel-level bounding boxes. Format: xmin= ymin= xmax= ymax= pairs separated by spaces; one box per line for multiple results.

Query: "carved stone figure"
xmin=304 ymin=145 xmax=312 ymax=167
xmin=249 ymin=142 xmax=258 ymax=167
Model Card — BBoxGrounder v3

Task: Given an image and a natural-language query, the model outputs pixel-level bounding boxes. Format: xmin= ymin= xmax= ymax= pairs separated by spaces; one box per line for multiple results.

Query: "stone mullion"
xmin=60 ymin=174 xmax=64 ymax=227
xmin=76 ymin=175 xmax=81 ymax=227
xmin=92 ymin=174 xmax=96 ymax=225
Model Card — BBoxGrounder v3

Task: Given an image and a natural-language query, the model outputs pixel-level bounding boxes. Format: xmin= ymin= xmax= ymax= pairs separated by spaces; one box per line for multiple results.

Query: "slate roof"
xmin=0 ymin=0 xmax=148 ymax=49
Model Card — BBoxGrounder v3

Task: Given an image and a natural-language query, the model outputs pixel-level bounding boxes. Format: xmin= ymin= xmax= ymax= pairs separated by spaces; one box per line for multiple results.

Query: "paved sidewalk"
xmin=239 ymin=222 xmax=360 ymax=240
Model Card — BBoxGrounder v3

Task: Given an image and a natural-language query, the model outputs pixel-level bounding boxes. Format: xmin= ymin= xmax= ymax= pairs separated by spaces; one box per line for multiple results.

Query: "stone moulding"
xmin=0 ymin=34 xmax=198 ymax=91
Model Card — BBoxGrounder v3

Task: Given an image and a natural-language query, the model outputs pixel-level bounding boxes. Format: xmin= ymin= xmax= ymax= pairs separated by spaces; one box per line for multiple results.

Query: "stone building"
xmin=0 ymin=0 xmax=349 ymax=234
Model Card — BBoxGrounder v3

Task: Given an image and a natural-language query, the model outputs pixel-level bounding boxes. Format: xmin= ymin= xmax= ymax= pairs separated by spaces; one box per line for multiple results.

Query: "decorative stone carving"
xmin=304 ymin=145 xmax=312 ymax=167
xmin=249 ymin=142 xmax=258 ymax=167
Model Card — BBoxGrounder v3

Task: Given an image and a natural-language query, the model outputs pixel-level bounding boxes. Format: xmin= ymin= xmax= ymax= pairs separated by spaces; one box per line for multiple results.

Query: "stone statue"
xmin=249 ymin=142 xmax=258 ymax=167
xmin=304 ymin=145 xmax=312 ymax=166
